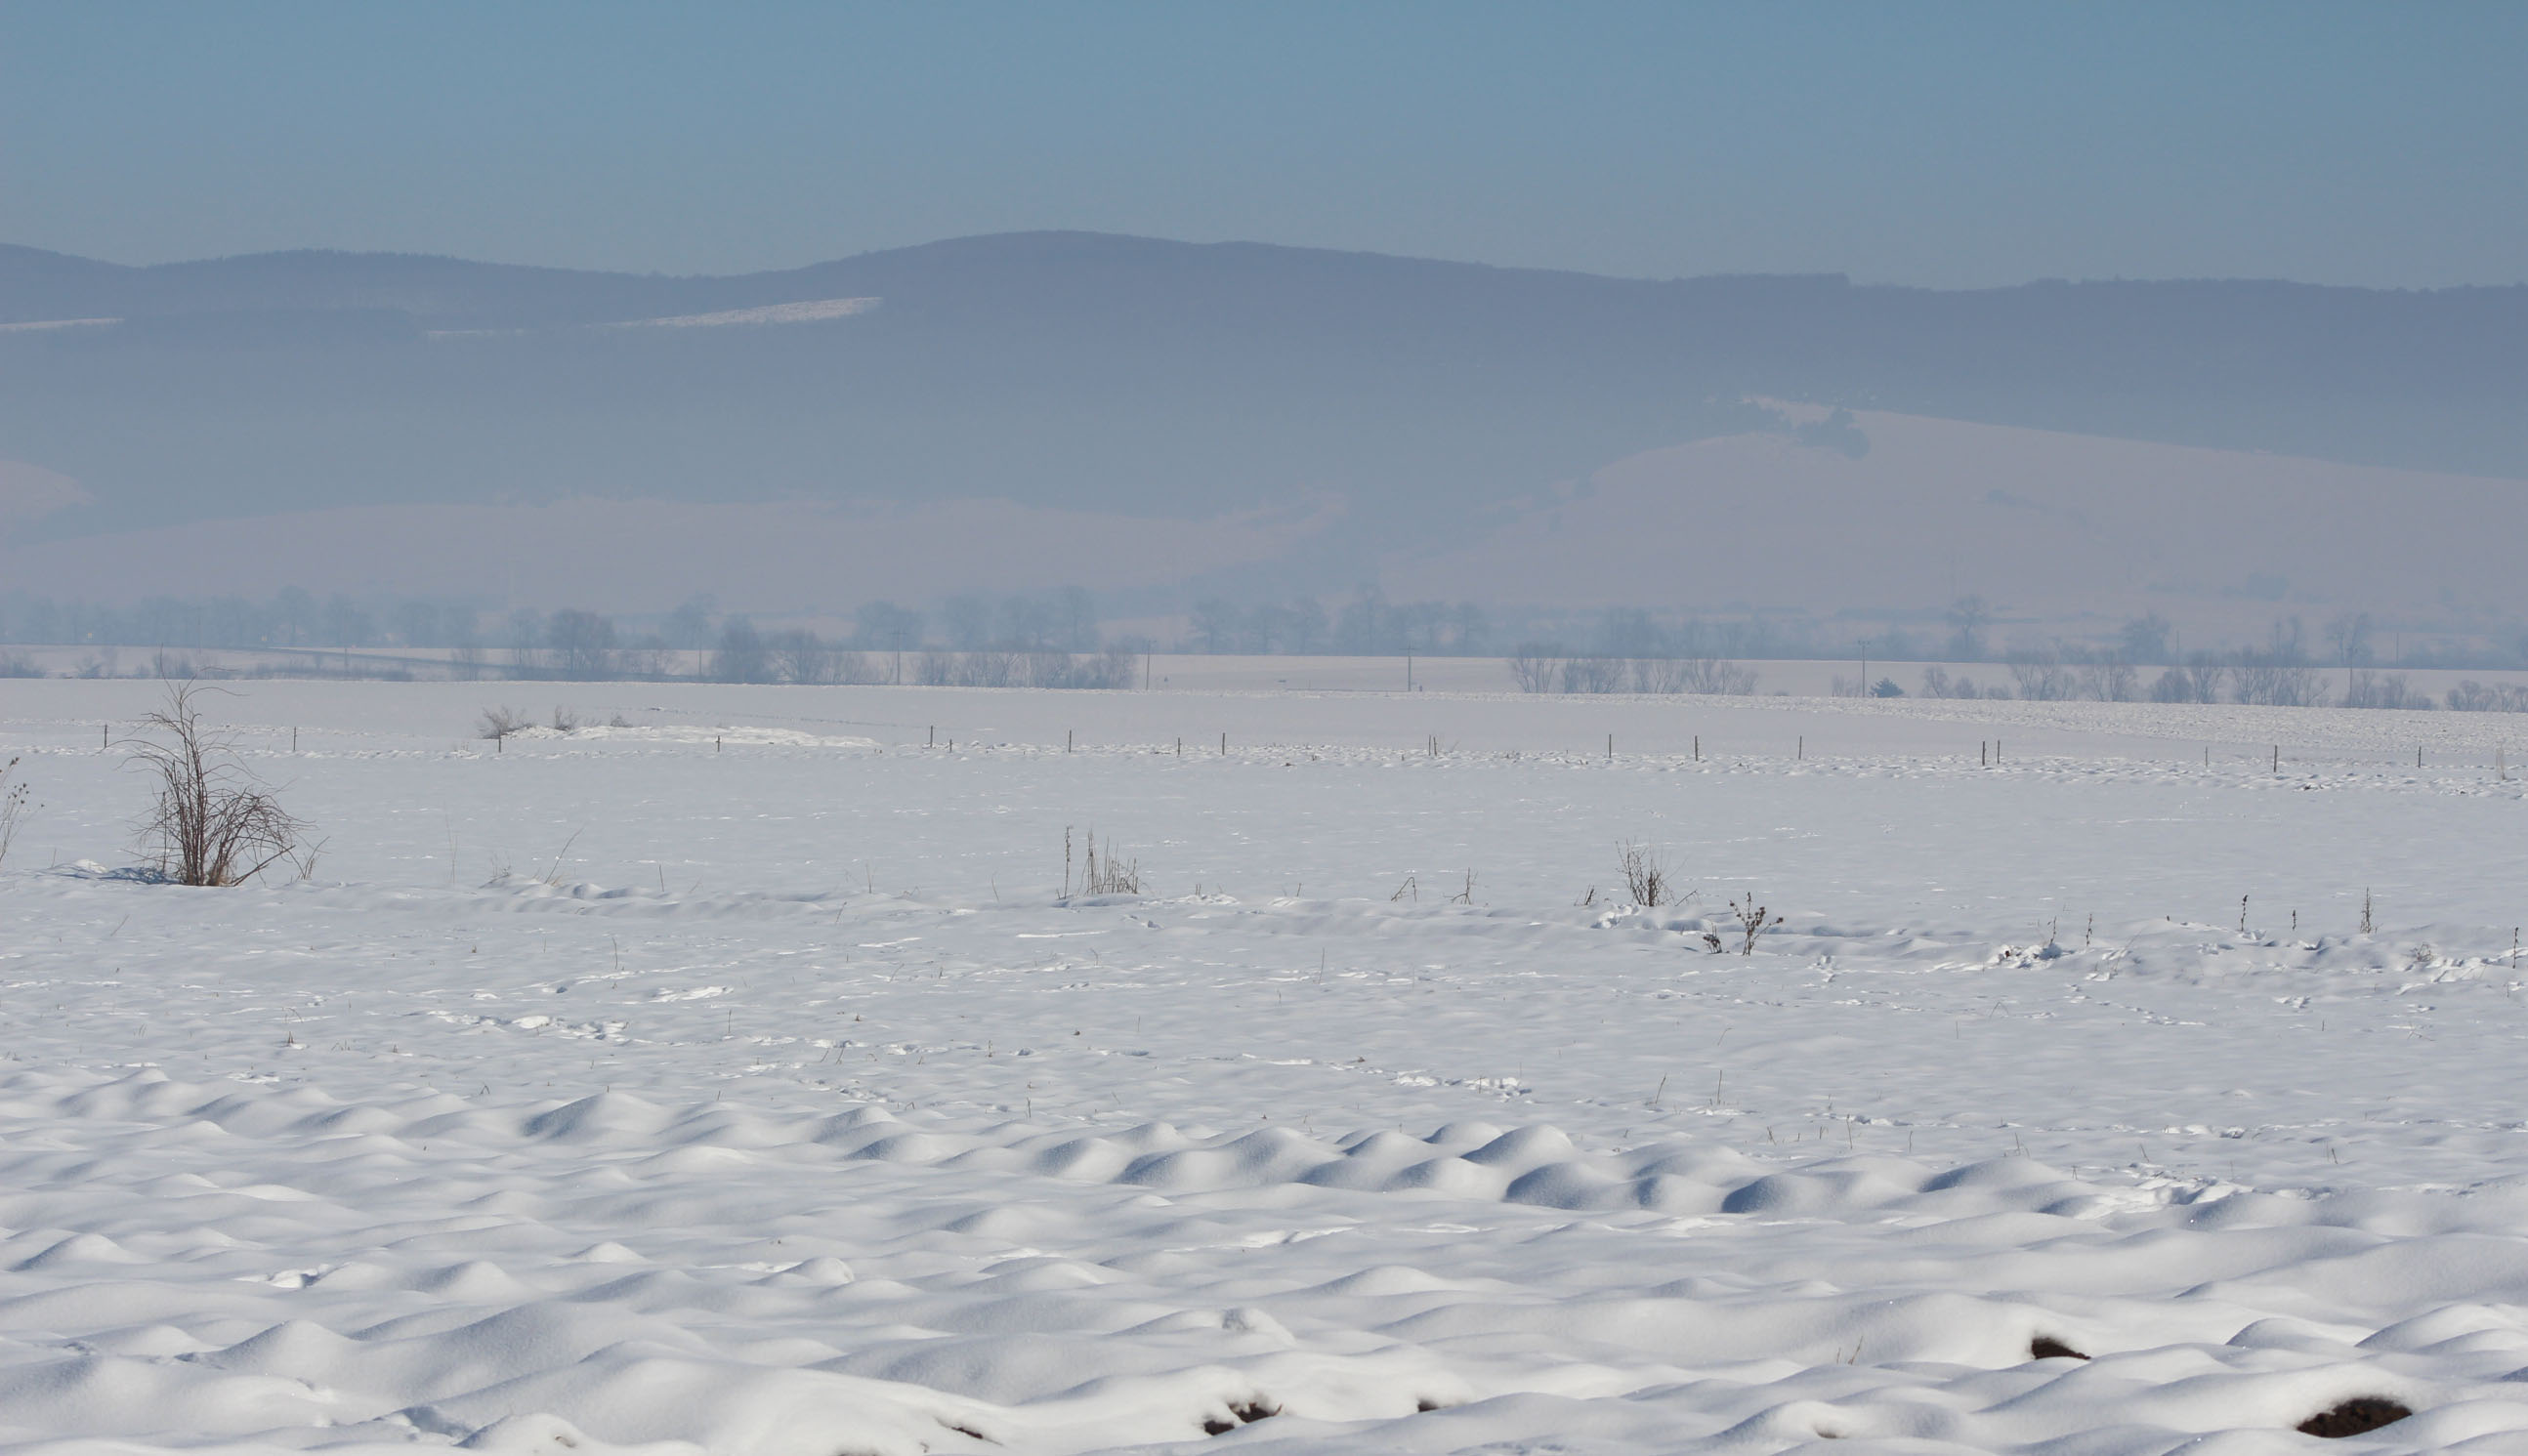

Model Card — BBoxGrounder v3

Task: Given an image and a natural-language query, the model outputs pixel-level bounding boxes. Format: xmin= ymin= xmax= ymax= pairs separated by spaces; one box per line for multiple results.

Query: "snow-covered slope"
xmin=1384 ymin=404 xmax=2528 ymax=625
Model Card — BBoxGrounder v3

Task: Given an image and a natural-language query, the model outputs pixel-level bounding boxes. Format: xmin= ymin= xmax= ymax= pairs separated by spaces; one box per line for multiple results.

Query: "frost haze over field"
xmin=3 ymin=681 xmax=2528 ymax=1454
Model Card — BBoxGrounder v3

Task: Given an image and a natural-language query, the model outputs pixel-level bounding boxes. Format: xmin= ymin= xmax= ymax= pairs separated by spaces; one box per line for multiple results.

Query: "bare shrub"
xmin=1729 ymin=892 xmax=1784 ymax=955
xmin=549 ymin=705 xmax=580 ymax=732
xmin=1081 ymin=838 xmax=1140 ymax=894
xmin=478 ymin=705 xmax=530 ymax=740
xmin=0 ymin=757 xmax=30 ymax=867
xmin=126 ymin=684 xmax=311 ymax=886
xmin=1618 ymin=841 xmax=1674 ymax=907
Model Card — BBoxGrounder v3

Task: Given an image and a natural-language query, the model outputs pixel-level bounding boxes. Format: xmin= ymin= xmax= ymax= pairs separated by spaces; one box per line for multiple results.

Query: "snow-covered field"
xmin=6 ymin=680 xmax=2528 ymax=1455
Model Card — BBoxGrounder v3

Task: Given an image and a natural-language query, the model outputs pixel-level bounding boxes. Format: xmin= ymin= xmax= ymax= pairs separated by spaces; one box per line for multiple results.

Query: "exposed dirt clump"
xmin=2297 ymin=1397 xmax=2412 ymax=1438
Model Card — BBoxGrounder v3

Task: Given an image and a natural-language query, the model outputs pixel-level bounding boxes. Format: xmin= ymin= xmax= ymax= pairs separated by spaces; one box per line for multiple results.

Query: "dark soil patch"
xmin=1202 ymin=1399 xmax=1281 ymax=1435
xmin=2029 ymin=1336 xmax=2089 ymax=1360
xmin=2297 ymin=1397 xmax=2412 ymax=1437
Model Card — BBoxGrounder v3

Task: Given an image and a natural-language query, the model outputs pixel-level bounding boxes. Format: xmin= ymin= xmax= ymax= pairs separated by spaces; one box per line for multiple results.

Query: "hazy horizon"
xmin=17 ymin=224 xmax=2528 ymax=296
xmin=3 ymin=3 xmax=2523 ymax=673
xmin=5 ymin=3 xmax=2522 ymax=290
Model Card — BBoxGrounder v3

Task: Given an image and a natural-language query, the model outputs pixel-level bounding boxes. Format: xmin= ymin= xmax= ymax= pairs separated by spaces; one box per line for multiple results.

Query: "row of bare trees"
xmin=915 ymin=648 xmax=1139 ymax=689
xmin=1506 ymin=649 xmax=1759 ymax=695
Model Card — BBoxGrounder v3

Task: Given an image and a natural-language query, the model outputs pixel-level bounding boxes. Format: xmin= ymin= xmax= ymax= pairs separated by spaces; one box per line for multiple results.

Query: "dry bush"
xmin=1728 ymin=892 xmax=1784 ymax=955
xmin=1081 ymin=837 xmax=1140 ymax=894
xmin=0 ymin=757 xmax=30 ymax=867
xmin=1065 ymin=826 xmax=1141 ymax=895
xmin=477 ymin=705 xmax=530 ymax=740
xmin=126 ymin=684 xmax=312 ymax=886
xmin=1618 ymin=840 xmax=1673 ymax=907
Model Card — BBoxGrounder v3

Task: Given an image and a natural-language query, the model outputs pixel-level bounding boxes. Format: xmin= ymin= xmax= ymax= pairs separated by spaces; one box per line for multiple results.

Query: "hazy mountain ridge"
xmin=0 ymin=230 xmax=2521 ymax=562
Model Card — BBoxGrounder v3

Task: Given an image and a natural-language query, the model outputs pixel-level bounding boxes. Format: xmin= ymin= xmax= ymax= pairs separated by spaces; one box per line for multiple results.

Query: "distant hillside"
xmin=0 ymin=231 xmax=2522 ymax=615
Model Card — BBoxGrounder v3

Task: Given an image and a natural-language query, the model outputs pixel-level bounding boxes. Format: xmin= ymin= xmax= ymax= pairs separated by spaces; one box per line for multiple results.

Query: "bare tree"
xmin=2341 ymin=669 xmax=2423 ymax=710
xmin=1506 ymin=645 xmax=1562 ymax=693
xmin=1946 ymin=595 xmax=1992 ymax=660
xmin=478 ymin=705 xmax=530 ymax=740
xmin=126 ymin=684 xmax=311 ymax=886
xmin=2233 ymin=623 xmax=2327 ymax=706
xmin=1631 ymin=656 xmax=1688 ymax=693
xmin=2324 ymin=612 xmax=2376 ymax=668
xmin=853 ymin=601 xmax=923 ymax=652
xmin=2119 ymin=613 xmax=2173 ymax=665
xmin=1677 ymin=657 xmax=1758 ymax=694
xmin=1189 ymin=598 xmax=1241 ymax=654
xmin=2077 ymin=657 xmax=2138 ymax=702
xmin=2007 ymin=648 xmax=2073 ymax=701
xmin=709 ymin=617 xmax=773 ymax=684
xmin=1561 ymin=656 xmax=1627 ymax=693
xmin=547 ymin=609 xmax=618 ymax=679
xmin=767 ymin=627 xmax=835 ymax=685
xmin=2182 ymin=651 xmax=2227 ymax=703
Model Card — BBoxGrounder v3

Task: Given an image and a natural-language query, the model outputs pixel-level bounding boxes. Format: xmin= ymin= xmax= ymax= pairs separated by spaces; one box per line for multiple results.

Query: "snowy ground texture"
xmin=7 ymin=681 xmax=2528 ymax=1456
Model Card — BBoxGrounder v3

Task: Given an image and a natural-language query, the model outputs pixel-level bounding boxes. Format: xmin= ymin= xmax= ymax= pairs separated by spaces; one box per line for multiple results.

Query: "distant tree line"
xmin=1185 ymin=593 xmax=1490 ymax=655
xmin=15 ymin=587 xmax=2528 ymax=693
xmin=0 ymin=590 xmax=1122 ymax=686
xmin=1505 ymin=649 xmax=1760 ymax=695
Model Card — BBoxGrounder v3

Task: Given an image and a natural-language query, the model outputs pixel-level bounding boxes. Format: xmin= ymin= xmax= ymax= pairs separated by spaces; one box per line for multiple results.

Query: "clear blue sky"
xmin=2 ymin=1 xmax=2519 ymax=287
